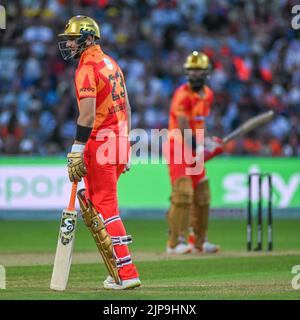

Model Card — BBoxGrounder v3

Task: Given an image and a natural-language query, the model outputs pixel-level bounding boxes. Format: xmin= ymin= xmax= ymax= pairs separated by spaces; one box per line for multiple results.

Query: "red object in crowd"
xmin=97 ymin=0 xmax=108 ymax=7
xmin=260 ymin=68 xmax=273 ymax=82
xmin=220 ymin=45 xmax=231 ymax=57
xmin=214 ymin=61 xmax=223 ymax=70
xmin=0 ymin=127 xmax=24 ymax=140
xmin=51 ymin=61 xmax=66 ymax=75
xmin=202 ymin=47 xmax=215 ymax=59
xmin=158 ymin=0 xmax=177 ymax=8
xmin=223 ymin=140 xmax=236 ymax=154
xmin=222 ymin=138 xmax=282 ymax=156
xmin=269 ymin=139 xmax=282 ymax=156
xmin=243 ymin=138 xmax=262 ymax=154
xmin=233 ymin=56 xmax=251 ymax=81
xmin=264 ymin=94 xmax=281 ymax=110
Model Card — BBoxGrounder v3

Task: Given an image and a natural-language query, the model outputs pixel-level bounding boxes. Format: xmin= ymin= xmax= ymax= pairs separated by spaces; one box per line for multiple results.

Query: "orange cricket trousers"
xmin=83 ymin=137 xmax=139 ymax=280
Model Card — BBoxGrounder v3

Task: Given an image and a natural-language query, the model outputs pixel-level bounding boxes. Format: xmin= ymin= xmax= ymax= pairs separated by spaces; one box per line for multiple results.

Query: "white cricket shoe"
xmin=166 ymin=243 xmax=192 ymax=254
xmin=202 ymin=241 xmax=220 ymax=253
xmin=188 ymin=233 xmax=220 ymax=253
xmin=103 ymin=276 xmax=141 ymax=290
xmin=103 ymin=275 xmax=115 ymax=286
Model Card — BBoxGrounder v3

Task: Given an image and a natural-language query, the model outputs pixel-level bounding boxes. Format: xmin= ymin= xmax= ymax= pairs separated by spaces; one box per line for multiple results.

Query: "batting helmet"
xmin=184 ymin=51 xmax=210 ymax=70
xmin=58 ymin=15 xmax=100 ymax=60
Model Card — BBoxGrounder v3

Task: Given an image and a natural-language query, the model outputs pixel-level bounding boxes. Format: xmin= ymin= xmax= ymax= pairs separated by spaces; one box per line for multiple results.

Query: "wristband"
xmin=71 ymin=144 xmax=85 ymax=153
xmin=76 ymin=124 xmax=92 ymax=143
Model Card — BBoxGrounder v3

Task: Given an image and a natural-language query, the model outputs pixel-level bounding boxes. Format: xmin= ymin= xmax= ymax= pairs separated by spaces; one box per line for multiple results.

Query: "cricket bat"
xmin=222 ymin=110 xmax=275 ymax=144
xmin=50 ymin=182 xmax=78 ymax=291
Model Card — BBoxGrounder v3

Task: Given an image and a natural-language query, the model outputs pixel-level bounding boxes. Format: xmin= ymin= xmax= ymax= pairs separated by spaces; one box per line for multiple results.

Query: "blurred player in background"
xmin=58 ymin=15 xmax=140 ymax=289
xmin=165 ymin=51 xmax=223 ymax=254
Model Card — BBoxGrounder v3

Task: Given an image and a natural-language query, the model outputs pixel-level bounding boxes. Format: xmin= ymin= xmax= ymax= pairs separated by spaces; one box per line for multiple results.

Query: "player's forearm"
xmin=73 ymin=98 xmax=96 ymax=145
xmin=77 ymin=112 xmax=95 ymax=128
xmin=77 ymin=97 xmax=96 ymax=128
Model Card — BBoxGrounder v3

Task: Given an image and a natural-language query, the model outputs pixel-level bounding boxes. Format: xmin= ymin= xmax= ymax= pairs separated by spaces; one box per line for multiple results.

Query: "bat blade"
xmin=50 ymin=209 xmax=77 ymax=291
xmin=223 ymin=110 xmax=275 ymax=144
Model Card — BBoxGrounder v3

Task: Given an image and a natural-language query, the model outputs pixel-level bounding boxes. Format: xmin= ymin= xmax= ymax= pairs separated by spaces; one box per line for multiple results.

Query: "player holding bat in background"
xmin=165 ymin=51 xmax=222 ymax=255
xmin=165 ymin=51 xmax=275 ymax=255
xmin=58 ymin=15 xmax=140 ymax=290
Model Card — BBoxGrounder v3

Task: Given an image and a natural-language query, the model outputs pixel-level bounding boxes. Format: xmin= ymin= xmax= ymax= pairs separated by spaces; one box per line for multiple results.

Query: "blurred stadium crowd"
xmin=0 ymin=0 xmax=299 ymax=156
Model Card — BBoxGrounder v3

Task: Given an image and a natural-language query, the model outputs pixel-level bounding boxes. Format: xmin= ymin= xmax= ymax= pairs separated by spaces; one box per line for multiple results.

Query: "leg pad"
xmin=167 ymin=177 xmax=193 ymax=248
xmin=191 ymin=179 xmax=211 ymax=248
xmin=77 ymin=189 xmax=120 ymax=284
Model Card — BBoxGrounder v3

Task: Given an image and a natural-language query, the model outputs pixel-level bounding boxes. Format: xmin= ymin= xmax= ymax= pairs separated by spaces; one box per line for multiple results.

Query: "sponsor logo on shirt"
xmin=79 ymin=87 xmax=95 ymax=92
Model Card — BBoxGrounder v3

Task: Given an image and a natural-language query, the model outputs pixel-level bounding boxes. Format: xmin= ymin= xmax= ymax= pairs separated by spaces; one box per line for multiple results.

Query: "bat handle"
xmin=67 ymin=182 xmax=78 ymax=212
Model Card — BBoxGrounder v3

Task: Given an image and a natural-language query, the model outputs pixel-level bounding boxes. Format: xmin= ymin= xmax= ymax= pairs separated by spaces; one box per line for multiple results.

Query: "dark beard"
xmin=189 ymin=78 xmax=205 ymax=91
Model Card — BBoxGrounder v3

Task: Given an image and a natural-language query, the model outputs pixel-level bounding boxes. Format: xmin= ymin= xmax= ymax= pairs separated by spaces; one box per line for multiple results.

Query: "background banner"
xmin=0 ymin=157 xmax=299 ymax=210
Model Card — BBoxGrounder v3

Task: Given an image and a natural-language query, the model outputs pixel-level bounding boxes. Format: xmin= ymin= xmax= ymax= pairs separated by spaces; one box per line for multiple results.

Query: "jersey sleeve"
xmin=75 ymin=65 xmax=97 ymax=99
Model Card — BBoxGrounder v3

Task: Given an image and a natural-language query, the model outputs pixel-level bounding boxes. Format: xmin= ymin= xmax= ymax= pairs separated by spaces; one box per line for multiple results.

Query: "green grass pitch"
xmin=0 ymin=218 xmax=299 ymax=300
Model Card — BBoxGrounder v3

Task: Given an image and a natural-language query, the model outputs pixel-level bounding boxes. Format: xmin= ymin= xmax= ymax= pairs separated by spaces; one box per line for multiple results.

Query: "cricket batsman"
xmin=165 ymin=51 xmax=222 ymax=254
xmin=58 ymin=15 xmax=141 ymax=289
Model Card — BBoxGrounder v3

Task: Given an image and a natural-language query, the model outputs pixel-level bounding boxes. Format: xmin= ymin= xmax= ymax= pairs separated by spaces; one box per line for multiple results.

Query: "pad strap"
xmin=111 ymin=235 xmax=133 ymax=245
xmin=116 ymin=255 xmax=132 ymax=268
xmin=104 ymin=215 xmax=121 ymax=226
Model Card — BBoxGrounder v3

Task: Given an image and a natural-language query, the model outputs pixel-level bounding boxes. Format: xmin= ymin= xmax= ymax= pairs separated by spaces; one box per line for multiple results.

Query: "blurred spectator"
xmin=0 ymin=0 xmax=299 ymax=156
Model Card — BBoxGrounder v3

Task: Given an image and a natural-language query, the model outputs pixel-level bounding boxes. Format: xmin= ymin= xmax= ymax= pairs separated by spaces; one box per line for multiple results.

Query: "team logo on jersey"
xmin=104 ymin=57 xmax=113 ymax=70
xmin=194 ymin=115 xmax=206 ymax=121
xmin=79 ymin=74 xmax=95 ymax=93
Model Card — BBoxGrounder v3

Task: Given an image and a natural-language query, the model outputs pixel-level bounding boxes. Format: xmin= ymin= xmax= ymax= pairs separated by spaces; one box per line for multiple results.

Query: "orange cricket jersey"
xmin=168 ymin=83 xmax=214 ymax=134
xmin=75 ymin=45 xmax=128 ymax=139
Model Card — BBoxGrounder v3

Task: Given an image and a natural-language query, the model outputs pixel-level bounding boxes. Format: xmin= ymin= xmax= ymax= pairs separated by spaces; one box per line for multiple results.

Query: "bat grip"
xmin=67 ymin=182 xmax=78 ymax=211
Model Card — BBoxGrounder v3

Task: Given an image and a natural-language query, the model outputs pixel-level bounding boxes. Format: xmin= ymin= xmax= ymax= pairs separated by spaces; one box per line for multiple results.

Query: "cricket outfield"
xmin=0 ymin=219 xmax=299 ymax=300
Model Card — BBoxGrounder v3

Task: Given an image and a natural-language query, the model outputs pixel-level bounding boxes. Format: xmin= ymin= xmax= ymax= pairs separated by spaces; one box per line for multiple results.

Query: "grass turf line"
xmin=1 ymin=255 xmax=300 ymax=300
xmin=0 ymin=219 xmax=299 ymax=299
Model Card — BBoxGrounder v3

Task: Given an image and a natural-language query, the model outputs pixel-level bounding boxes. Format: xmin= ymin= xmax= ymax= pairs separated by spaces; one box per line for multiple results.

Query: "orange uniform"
xmin=75 ymin=45 xmax=138 ymax=280
xmin=165 ymin=83 xmax=214 ymax=187
xmin=168 ymin=84 xmax=213 ymax=133
xmin=75 ymin=45 xmax=128 ymax=140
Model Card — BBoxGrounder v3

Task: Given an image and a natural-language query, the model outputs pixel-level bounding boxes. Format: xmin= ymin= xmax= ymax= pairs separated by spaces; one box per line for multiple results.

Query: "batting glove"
xmin=67 ymin=144 xmax=87 ymax=182
xmin=204 ymin=136 xmax=224 ymax=162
